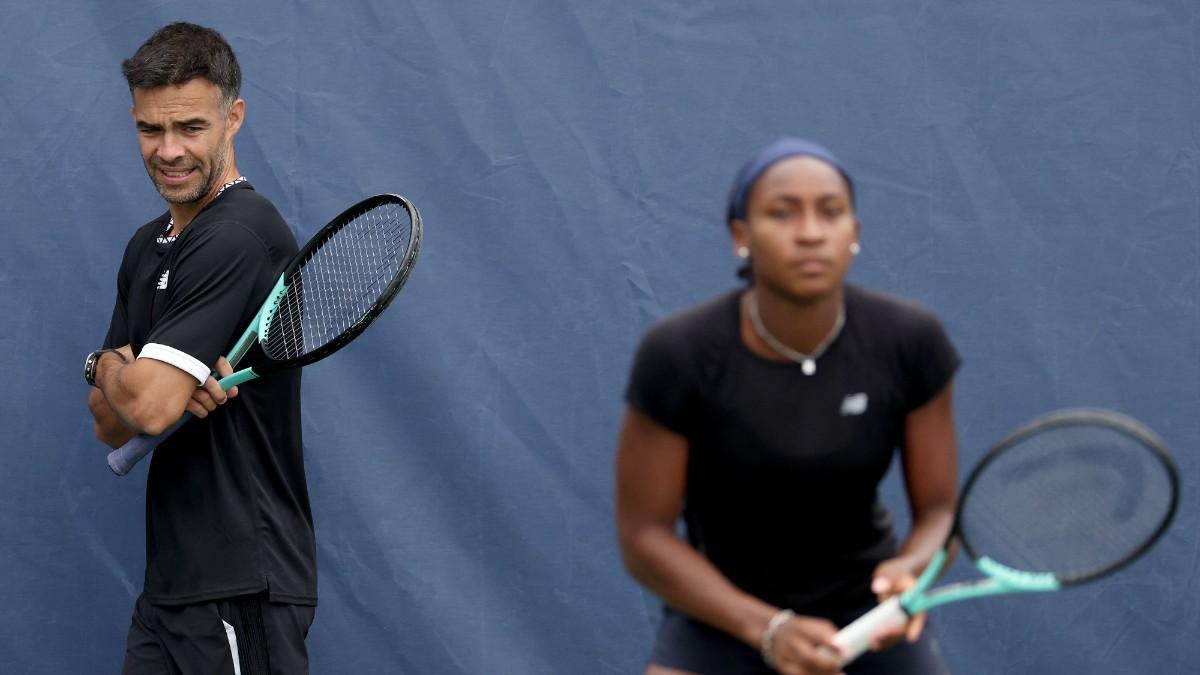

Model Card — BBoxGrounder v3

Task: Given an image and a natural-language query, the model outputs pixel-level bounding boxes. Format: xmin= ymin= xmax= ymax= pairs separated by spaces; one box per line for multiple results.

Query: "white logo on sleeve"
xmin=840 ymin=392 xmax=869 ymax=416
xmin=157 ymin=270 xmax=170 ymax=290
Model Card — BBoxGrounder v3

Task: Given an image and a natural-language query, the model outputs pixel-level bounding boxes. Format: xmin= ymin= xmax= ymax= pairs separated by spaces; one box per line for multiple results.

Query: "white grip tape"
xmin=830 ymin=596 xmax=909 ymax=664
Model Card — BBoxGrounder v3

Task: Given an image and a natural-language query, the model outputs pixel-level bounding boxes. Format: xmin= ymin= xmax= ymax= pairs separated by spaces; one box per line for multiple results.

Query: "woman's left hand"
xmin=866 ymin=557 xmax=925 ymax=651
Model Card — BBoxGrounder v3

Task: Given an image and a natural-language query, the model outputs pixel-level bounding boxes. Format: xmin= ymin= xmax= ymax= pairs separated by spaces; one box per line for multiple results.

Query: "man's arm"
xmin=91 ymin=221 xmax=265 ymax=442
xmin=93 ymin=349 xmax=199 ymax=436
xmin=88 ymin=345 xmax=137 ymax=448
xmin=93 ymin=349 xmax=239 ymax=439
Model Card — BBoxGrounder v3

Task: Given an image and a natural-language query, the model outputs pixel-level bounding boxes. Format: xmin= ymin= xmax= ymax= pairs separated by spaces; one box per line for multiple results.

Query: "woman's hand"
xmin=764 ymin=614 xmax=845 ymax=675
xmin=866 ymin=557 xmax=925 ymax=651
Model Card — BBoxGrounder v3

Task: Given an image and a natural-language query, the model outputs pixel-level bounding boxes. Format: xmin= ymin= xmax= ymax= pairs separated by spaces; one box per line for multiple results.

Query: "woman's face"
xmin=732 ymin=155 xmax=859 ymax=303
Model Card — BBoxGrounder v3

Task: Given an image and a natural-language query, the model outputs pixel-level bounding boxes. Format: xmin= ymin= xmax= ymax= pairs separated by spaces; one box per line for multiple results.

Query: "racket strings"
xmin=264 ymin=202 xmax=415 ymax=361
xmin=958 ymin=424 xmax=1175 ymax=581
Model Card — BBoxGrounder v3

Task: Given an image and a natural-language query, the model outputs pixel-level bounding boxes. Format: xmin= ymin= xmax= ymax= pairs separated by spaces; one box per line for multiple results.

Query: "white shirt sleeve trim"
xmin=138 ymin=343 xmax=209 ymax=385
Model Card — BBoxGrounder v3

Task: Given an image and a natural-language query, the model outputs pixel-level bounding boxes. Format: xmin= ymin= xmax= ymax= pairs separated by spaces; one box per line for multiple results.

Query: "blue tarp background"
xmin=1 ymin=1 xmax=1196 ymax=673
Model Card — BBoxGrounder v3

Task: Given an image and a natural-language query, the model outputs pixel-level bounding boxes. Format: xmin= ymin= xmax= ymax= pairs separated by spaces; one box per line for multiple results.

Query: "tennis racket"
xmin=831 ymin=408 xmax=1178 ymax=665
xmin=107 ymin=193 xmax=422 ymax=476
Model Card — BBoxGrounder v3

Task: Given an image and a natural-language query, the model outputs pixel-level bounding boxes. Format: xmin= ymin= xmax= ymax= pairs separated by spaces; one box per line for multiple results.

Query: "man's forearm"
xmin=93 ymin=351 xmax=191 ymax=436
xmin=88 ymin=386 xmax=136 ymax=448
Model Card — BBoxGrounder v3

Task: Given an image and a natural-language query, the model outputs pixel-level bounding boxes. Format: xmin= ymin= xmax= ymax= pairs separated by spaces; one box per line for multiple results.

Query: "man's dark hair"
xmin=121 ymin=22 xmax=241 ymax=109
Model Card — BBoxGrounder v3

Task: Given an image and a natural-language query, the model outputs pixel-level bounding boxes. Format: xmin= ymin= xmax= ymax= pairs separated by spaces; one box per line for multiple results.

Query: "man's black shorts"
xmin=122 ymin=592 xmax=315 ymax=675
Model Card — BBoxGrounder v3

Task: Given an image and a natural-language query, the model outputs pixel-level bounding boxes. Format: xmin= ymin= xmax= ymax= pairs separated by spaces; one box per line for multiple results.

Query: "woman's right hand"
xmin=765 ymin=614 xmax=845 ymax=675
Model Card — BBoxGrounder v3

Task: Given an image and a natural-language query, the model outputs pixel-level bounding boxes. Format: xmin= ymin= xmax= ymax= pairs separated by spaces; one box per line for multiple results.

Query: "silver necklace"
xmin=746 ymin=291 xmax=845 ymax=376
xmin=158 ymin=176 xmax=248 ymax=243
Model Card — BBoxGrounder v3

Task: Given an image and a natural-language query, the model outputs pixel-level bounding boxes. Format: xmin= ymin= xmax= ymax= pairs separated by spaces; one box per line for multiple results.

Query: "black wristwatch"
xmin=84 ymin=348 xmax=124 ymax=387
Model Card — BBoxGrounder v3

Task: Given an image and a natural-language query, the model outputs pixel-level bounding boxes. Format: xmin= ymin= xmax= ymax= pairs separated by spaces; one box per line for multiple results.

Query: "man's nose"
xmin=156 ymin=132 xmax=186 ymax=163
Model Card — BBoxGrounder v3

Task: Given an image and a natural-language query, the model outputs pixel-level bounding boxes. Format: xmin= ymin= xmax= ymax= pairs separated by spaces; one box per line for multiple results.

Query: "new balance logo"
xmin=157 ymin=270 xmax=170 ymax=290
xmin=840 ymin=393 xmax=868 ymax=416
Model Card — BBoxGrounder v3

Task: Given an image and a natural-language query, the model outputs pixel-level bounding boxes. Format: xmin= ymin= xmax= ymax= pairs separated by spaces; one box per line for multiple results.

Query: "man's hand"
xmin=115 ymin=344 xmax=134 ymax=362
xmin=185 ymin=356 xmax=239 ymax=419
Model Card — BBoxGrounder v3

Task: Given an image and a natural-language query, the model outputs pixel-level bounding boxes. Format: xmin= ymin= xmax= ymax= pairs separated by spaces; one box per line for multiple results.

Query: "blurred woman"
xmin=615 ymin=138 xmax=959 ymax=675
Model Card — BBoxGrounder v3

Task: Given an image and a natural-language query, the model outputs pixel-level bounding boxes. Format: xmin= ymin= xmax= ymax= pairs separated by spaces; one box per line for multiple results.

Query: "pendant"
xmin=802 ymin=359 xmax=816 ymax=376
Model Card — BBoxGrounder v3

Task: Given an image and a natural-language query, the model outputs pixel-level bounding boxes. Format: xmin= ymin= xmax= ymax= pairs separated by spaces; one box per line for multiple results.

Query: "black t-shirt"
xmin=625 ymin=285 xmax=960 ymax=614
xmin=103 ymin=183 xmax=316 ymax=606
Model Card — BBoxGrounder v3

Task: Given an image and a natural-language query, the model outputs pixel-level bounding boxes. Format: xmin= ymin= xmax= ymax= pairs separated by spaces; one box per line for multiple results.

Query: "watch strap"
xmin=85 ymin=348 xmax=125 ymax=387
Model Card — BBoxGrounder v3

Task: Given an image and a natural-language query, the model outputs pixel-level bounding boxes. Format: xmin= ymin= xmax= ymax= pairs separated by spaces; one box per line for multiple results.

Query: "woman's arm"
xmin=868 ymin=381 xmax=958 ymax=647
xmin=615 ymin=407 xmax=842 ymax=674
xmin=895 ymin=380 xmax=959 ymax=571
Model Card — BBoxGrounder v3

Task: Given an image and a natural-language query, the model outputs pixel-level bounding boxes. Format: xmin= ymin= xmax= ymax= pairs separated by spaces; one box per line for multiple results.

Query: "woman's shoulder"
xmin=640 ymin=289 xmax=741 ymax=348
xmin=847 ymin=284 xmax=945 ymax=333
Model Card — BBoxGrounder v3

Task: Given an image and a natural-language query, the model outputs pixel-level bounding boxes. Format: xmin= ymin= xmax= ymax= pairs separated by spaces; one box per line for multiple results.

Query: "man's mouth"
xmin=158 ymin=167 xmax=196 ymax=184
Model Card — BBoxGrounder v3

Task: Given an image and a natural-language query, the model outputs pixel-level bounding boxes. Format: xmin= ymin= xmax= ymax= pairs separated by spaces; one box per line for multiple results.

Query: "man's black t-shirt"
xmin=103 ymin=183 xmax=316 ymax=606
xmin=625 ymin=285 xmax=960 ymax=615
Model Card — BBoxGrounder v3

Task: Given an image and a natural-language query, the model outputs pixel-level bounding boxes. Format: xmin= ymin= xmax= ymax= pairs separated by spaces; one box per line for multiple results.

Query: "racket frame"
xmin=954 ymin=408 xmax=1179 ymax=586
xmin=257 ymin=193 xmax=421 ymax=371
xmin=217 ymin=193 xmax=422 ymax=387
xmin=833 ymin=408 xmax=1180 ymax=664
xmin=899 ymin=550 xmax=1059 ymax=615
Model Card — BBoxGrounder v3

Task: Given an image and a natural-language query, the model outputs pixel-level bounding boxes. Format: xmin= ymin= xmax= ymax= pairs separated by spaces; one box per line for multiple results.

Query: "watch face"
xmin=85 ymin=350 xmax=104 ymax=386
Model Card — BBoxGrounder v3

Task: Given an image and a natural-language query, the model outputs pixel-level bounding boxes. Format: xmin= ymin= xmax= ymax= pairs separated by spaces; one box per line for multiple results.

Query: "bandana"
xmin=725 ymin=138 xmax=854 ymax=223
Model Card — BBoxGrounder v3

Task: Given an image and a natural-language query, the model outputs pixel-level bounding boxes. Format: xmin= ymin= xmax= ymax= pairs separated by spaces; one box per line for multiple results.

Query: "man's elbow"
xmin=89 ymin=390 xmax=127 ymax=447
xmin=118 ymin=393 xmax=185 ymax=436
xmin=93 ymin=421 xmax=127 ymax=449
xmin=90 ymin=358 xmax=192 ymax=437
xmin=127 ymin=405 xmax=180 ymax=437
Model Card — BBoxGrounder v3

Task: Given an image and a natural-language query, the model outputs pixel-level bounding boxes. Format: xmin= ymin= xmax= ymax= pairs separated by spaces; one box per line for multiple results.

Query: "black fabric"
xmin=649 ymin=606 xmax=948 ymax=675
xmin=122 ymin=593 xmax=315 ymax=675
xmin=225 ymin=595 xmax=271 ymax=675
xmin=103 ymin=183 xmax=317 ymax=606
xmin=625 ymin=285 xmax=960 ymax=614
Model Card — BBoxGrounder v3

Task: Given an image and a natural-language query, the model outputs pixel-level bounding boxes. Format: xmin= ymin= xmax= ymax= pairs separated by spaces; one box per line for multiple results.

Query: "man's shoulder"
xmin=130 ymin=212 xmax=170 ymax=241
xmin=199 ymin=184 xmax=288 ymax=231
xmin=118 ymin=213 xmax=170 ymax=262
xmin=189 ymin=184 xmax=297 ymax=256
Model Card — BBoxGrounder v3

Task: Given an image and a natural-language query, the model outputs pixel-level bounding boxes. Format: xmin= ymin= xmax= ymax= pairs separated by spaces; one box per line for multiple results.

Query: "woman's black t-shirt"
xmin=625 ymin=285 xmax=960 ymax=614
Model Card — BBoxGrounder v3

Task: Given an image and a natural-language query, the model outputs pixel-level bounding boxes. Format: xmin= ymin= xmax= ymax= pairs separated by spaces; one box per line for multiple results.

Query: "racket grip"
xmin=830 ymin=596 xmax=909 ymax=665
xmin=106 ymin=414 xmax=192 ymax=476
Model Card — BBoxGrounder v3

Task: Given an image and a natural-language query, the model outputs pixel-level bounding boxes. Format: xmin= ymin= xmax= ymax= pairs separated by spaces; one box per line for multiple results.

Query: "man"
xmin=86 ymin=23 xmax=317 ymax=675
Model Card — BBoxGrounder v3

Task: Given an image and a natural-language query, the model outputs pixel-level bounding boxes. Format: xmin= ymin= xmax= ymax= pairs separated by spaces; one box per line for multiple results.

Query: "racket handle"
xmin=106 ymin=414 xmax=192 ymax=476
xmin=830 ymin=596 xmax=909 ymax=665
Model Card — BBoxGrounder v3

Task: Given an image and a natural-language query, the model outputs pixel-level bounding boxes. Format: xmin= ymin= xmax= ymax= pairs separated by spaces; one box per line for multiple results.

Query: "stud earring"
xmin=850 ymin=242 xmax=861 ymax=255
xmin=737 ymin=246 xmax=750 ymax=259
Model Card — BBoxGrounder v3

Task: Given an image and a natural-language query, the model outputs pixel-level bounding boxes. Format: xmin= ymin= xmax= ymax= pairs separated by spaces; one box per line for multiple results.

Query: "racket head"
xmin=955 ymin=408 xmax=1178 ymax=585
xmin=257 ymin=193 xmax=422 ymax=369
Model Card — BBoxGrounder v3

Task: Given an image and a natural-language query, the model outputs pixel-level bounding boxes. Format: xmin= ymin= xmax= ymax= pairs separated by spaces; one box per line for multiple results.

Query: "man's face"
xmin=130 ymin=78 xmax=242 ymax=205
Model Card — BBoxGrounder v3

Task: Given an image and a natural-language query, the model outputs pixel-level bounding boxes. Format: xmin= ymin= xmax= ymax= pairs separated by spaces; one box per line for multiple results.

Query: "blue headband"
xmin=725 ymin=137 xmax=855 ymax=222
